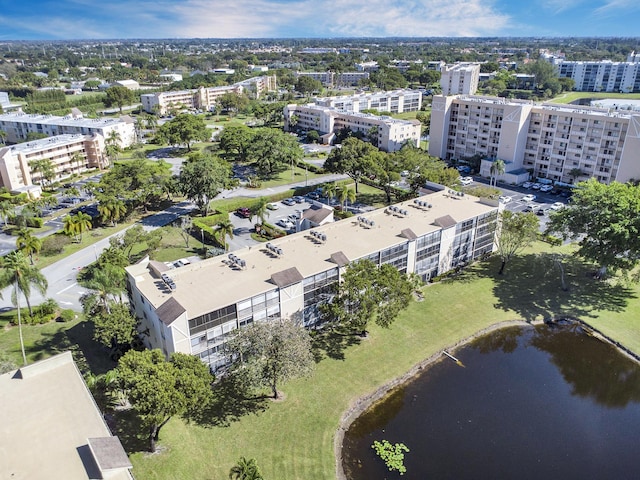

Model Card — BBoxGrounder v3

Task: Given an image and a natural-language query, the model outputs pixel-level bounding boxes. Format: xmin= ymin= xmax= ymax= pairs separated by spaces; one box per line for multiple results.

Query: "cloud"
xmin=593 ymin=0 xmax=640 ymax=17
xmin=539 ymin=0 xmax=585 ymax=14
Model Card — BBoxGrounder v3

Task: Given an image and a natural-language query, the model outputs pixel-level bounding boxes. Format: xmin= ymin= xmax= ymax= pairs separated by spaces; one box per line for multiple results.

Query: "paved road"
xmin=0 ymin=202 xmax=196 ymax=312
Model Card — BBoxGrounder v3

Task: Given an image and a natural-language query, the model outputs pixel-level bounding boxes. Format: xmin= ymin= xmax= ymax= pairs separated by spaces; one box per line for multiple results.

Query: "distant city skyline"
xmin=0 ymin=0 xmax=639 ymax=40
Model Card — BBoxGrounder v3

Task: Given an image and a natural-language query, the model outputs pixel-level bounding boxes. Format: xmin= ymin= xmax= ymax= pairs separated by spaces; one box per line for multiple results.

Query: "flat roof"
xmin=128 ymin=190 xmax=497 ymax=318
xmin=0 ymin=352 xmax=131 ymax=480
xmin=0 ymin=112 xmax=127 ymax=128
xmin=3 ymin=134 xmax=90 ymax=154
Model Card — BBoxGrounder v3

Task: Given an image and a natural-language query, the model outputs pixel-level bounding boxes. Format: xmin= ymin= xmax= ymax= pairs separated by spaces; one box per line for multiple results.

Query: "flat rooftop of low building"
xmin=127 ymin=190 xmax=497 ymax=318
xmin=3 ymin=134 xmax=92 ymax=154
xmin=0 ymin=352 xmax=132 ymax=480
xmin=0 ymin=111 xmax=128 ymax=128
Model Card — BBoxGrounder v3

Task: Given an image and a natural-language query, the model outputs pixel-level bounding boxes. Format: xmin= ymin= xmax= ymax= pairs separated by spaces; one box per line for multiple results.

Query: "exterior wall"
xmin=557 ymin=60 xmax=640 ymax=93
xmin=0 ymin=134 xmax=105 ymax=190
xmin=315 ymin=90 xmax=422 ymax=114
xmin=440 ymin=63 xmax=480 ymax=95
xmin=429 ymin=94 xmax=640 ymax=185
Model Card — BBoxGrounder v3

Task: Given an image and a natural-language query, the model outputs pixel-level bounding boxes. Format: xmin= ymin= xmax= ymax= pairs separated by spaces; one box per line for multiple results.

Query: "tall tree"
xmin=295 ymin=76 xmax=322 ymax=97
xmin=321 ymin=259 xmax=413 ymax=336
xmin=224 ymin=318 xmax=314 ymax=399
xmin=324 ymin=137 xmax=377 ymax=193
xmin=337 ymin=184 xmax=356 ymax=210
xmin=546 ymin=179 xmax=640 ymax=278
xmin=178 ymin=152 xmax=231 ymax=216
xmin=489 ymin=159 xmax=506 ymax=187
xmin=29 ymin=158 xmax=55 ymax=188
xmin=246 ymin=128 xmax=303 ymax=177
xmin=104 ymin=85 xmax=135 ymax=113
xmin=156 ymin=113 xmax=210 ymax=151
xmin=0 ymin=200 xmax=12 ymax=227
xmin=216 ymin=218 xmax=234 ymax=251
xmin=252 ymin=197 xmax=270 ymax=226
xmin=15 ymin=228 xmax=42 ymax=265
xmin=0 ymin=251 xmax=48 ymax=364
xmin=92 ymin=302 xmax=137 ymax=355
xmin=218 ymin=124 xmax=255 ymax=162
xmin=63 ymin=212 xmax=93 ymax=242
xmin=496 ymin=210 xmax=539 ymax=275
xmin=98 ymin=197 xmax=128 ymax=226
xmin=116 ymin=349 xmax=213 ymax=452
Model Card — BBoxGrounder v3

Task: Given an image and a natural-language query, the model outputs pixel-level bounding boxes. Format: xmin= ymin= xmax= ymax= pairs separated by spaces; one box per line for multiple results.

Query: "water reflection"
xmin=343 ymin=324 xmax=640 ymax=480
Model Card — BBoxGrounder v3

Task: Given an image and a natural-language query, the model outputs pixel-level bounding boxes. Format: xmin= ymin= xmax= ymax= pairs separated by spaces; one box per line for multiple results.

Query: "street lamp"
xmin=201 ymin=228 xmax=206 ymax=258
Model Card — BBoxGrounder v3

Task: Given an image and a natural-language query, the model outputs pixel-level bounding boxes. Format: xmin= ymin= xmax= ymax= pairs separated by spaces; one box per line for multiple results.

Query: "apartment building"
xmin=440 ymin=63 xmax=481 ymax=96
xmin=284 ymin=104 xmax=421 ymax=152
xmin=315 ymin=89 xmax=422 ymax=114
xmin=126 ymin=190 xmax=499 ymax=370
xmin=557 ymin=60 xmax=640 ymax=93
xmin=295 ymin=71 xmax=370 ymax=87
xmin=140 ymin=75 xmax=276 ymax=114
xmin=429 ymin=94 xmax=640 ymax=185
xmin=0 ymin=133 xmax=105 ymax=191
xmin=0 ymin=111 xmax=136 ymax=148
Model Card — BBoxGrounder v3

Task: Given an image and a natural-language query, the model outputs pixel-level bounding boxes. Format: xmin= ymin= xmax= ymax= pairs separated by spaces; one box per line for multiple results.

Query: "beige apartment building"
xmin=140 ymin=75 xmax=277 ymax=115
xmin=315 ymin=89 xmax=422 ymax=114
xmin=0 ymin=133 xmax=105 ymax=191
xmin=295 ymin=71 xmax=370 ymax=87
xmin=284 ymin=103 xmax=421 ymax=152
xmin=429 ymin=94 xmax=640 ymax=185
xmin=126 ymin=190 xmax=499 ymax=370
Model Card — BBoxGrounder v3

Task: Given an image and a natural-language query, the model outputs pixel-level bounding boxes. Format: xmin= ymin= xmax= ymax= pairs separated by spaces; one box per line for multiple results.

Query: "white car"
xmin=266 ymin=203 xmax=279 ymax=210
xmin=522 ymin=194 xmax=537 ymax=202
xmin=522 ymin=181 xmax=533 ymax=189
xmin=531 ymin=183 xmax=542 ymax=190
xmin=539 ymin=184 xmax=554 ymax=193
xmin=277 ymin=219 xmax=294 ymax=230
xmin=551 ymin=202 xmax=564 ymax=210
xmin=499 ymin=195 xmax=512 ymax=203
xmin=459 ymin=176 xmax=473 ymax=186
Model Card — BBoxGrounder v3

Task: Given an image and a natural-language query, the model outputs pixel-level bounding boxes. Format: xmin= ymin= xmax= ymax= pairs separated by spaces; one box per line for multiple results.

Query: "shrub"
xmin=41 ymin=234 xmax=71 ymax=256
xmin=38 ymin=298 xmax=58 ymax=316
xmin=58 ymin=309 xmax=76 ymax=322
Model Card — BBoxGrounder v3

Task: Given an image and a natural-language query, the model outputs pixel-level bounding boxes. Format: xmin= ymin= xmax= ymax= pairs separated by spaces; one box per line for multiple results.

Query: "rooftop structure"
xmin=0 ymin=352 xmax=132 ymax=480
xmin=126 ymin=190 xmax=499 ymax=370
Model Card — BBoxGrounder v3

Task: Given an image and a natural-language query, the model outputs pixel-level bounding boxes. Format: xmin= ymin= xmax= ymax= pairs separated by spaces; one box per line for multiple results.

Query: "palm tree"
xmin=63 ymin=212 xmax=92 ymax=242
xmin=323 ymin=182 xmax=337 ymax=205
xmin=98 ymin=197 xmax=127 ymax=226
xmin=253 ymin=197 xmax=270 ymax=226
xmin=229 ymin=457 xmax=263 ymax=480
xmin=16 ymin=228 xmax=42 ymax=265
xmin=216 ymin=218 xmax=234 ymax=252
xmin=29 ymin=158 xmax=54 ymax=188
xmin=105 ymin=130 xmax=122 ymax=167
xmin=71 ymin=152 xmax=84 ymax=175
xmin=338 ymin=185 xmax=356 ymax=210
xmin=489 ymin=159 xmax=506 ymax=187
xmin=0 ymin=251 xmax=48 ymax=365
xmin=0 ymin=200 xmax=13 ymax=227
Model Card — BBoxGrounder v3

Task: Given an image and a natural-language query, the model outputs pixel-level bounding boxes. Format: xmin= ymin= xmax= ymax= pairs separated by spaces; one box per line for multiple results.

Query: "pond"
xmin=342 ymin=324 xmax=640 ymax=479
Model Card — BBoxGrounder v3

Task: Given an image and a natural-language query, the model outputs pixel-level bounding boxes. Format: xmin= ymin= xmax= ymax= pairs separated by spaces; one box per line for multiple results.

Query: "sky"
xmin=0 ymin=0 xmax=638 ymax=40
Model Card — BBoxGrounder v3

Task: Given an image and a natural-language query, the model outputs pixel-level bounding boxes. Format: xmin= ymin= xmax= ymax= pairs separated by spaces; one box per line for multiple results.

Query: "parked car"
xmin=522 ymin=181 xmax=533 ymax=189
xmin=282 ymin=198 xmax=296 ymax=206
xmin=306 ymin=192 xmax=320 ymax=200
xmin=277 ymin=219 xmax=294 ymax=229
xmin=523 ymin=204 xmax=536 ymax=213
xmin=522 ymin=194 xmax=537 ymax=202
xmin=459 ymin=176 xmax=473 ymax=186
xmin=236 ymin=207 xmax=252 ymax=218
xmin=499 ymin=195 xmax=512 ymax=203
xmin=551 ymin=202 xmax=565 ymax=210
xmin=539 ymin=184 xmax=554 ymax=193
xmin=293 ymin=196 xmax=305 ymax=203
xmin=536 ymin=207 xmax=547 ymax=216
xmin=531 ymin=183 xmax=542 ymax=190
xmin=266 ymin=203 xmax=279 ymax=210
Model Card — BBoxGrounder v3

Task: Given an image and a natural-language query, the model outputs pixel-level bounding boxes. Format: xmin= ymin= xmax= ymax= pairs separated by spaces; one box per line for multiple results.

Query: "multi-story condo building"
xmin=314 ymin=89 xmax=422 ymax=114
xmin=284 ymin=104 xmax=421 ymax=152
xmin=429 ymin=95 xmax=640 ymax=185
xmin=440 ymin=63 xmax=481 ymax=96
xmin=126 ymin=190 xmax=499 ymax=370
xmin=140 ymin=75 xmax=277 ymax=114
xmin=0 ymin=111 xmax=136 ymax=148
xmin=0 ymin=133 xmax=105 ymax=192
xmin=557 ymin=60 xmax=640 ymax=93
xmin=295 ymin=71 xmax=370 ymax=87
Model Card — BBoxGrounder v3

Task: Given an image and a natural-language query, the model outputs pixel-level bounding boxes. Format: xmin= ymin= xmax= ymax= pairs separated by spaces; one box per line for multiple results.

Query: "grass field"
xmin=123 ymin=244 xmax=640 ymax=480
xmin=549 ymin=91 xmax=640 ymax=104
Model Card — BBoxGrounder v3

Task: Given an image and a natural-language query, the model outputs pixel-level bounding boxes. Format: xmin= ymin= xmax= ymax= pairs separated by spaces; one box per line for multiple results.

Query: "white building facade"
xmin=314 ymin=89 xmax=422 ymax=114
xmin=440 ymin=63 xmax=481 ymax=96
xmin=429 ymin=94 xmax=640 ymax=185
xmin=557 ymin=60 xmax=640 ymax=93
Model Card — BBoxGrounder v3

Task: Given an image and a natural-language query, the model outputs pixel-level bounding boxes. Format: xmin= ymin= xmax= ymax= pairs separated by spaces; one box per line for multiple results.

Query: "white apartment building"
xmin=295 ymin=71 xmax=370 ymax=87
xmin=314 ymin=89 xmax=422 ymax=114
xmin=440 ymin=63 xmax=481 ymax=96
xmin=126 ymin=190 xmax=499 ymax=370
xmin=429 ymin=94 xmax=640 ymax=185
xmin=0 ymin=133 xmax=105 ymax=192
xmin=140 ymin=75 xmax=277 ymax=114
xmin=557 ymin=60 xmax=640 ymax=93
xmin=0 ymin=111 xmax=136 ymax=148
xmin=284 ymin=104 xmax=421 ymax=152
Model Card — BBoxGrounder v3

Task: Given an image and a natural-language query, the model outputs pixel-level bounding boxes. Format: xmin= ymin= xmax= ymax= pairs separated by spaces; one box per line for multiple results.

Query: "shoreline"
xmin=333 ymin=316 xmax=640 ymax=480
xmin=333 ymin=318 xmax=533 ymax=480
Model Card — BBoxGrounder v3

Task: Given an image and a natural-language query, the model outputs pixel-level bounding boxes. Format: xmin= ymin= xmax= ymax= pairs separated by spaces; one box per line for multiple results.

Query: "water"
xmin=342 ymin=324 xmax=640 ymax=479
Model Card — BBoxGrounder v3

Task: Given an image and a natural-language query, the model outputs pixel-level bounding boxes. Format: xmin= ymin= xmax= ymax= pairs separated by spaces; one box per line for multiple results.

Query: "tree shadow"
xmin=108 ymin=409 xmax=150 ymax=454
xmin=185 ymin=374 xmax=269 ymax=428
xmin=487 ymin=253 xmax=635 ymax=322
xmin=29 ymin=320 xmax=116 ymax=375
xmin=309 ymin=328 xmax=362 ymax=362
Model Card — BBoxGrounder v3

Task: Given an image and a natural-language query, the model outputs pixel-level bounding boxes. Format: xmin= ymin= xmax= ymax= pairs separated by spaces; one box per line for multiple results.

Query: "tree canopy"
xmin=246 ymin=128 xmax=303 ymax=177
xmin=546 ymin=179 xmax=640 ymax=277
xmin=324 ymin=137 xmax=377 ymax=193
xmin=116 ymin=349 xmax=213 ymax=452
xmin=496 ymin=210 xmax=539 ymax=275
xmin=178 ymin=152 xmax=232 ymax=215
xmin=104 ymin=85 xmax=136 ymax=113
xmin=156 ymin=113 xmax=210 ymax=151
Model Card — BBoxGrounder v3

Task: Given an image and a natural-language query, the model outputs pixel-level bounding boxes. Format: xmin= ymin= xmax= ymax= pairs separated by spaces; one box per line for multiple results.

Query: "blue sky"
xmin=0 ymin=0 xmax=638 ymax=40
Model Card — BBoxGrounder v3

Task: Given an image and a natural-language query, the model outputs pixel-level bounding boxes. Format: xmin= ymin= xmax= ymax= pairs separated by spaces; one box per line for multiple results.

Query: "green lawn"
xmin=550 ymin=91 xmax=640 ymax=104
xmin=126 ymin=243 xmax=640 ymax=480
